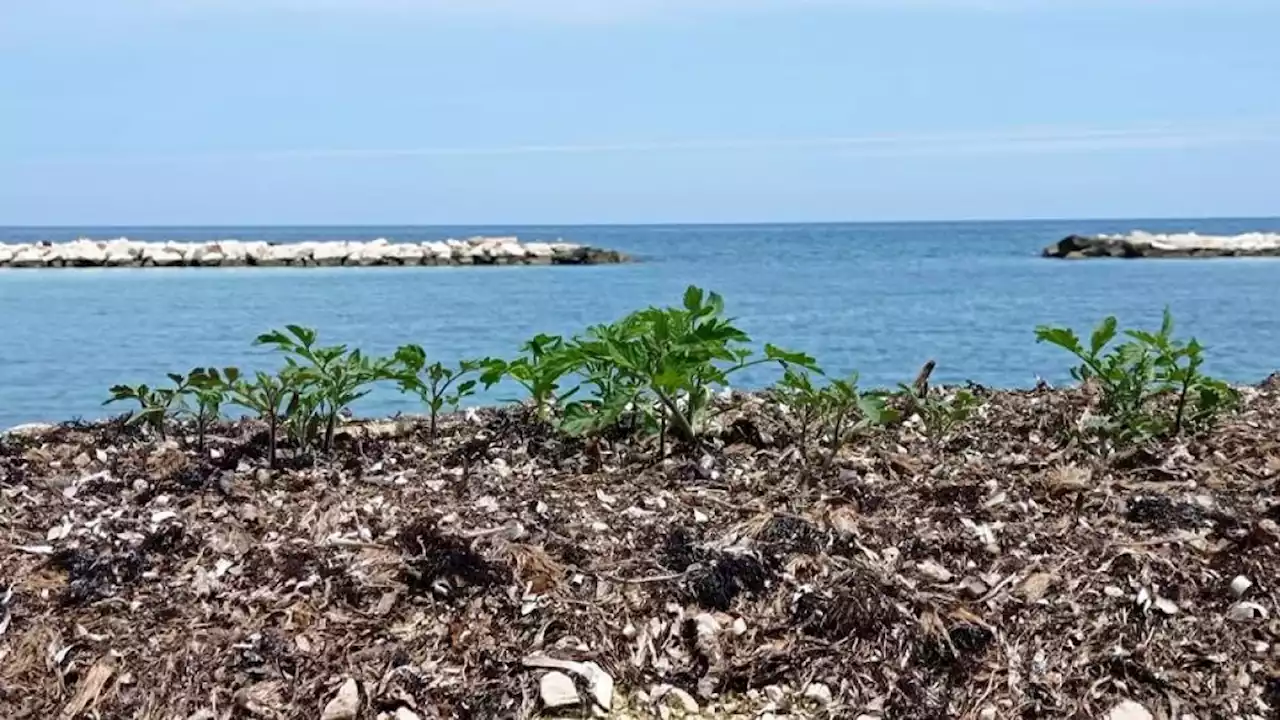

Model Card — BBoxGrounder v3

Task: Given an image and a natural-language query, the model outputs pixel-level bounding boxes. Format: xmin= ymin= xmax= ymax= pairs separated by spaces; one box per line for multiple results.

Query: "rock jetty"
xmin=0 ymin=236 xmax=629 ymax=269
xmin=1043 ymin=231 xmax=1280 ymax=259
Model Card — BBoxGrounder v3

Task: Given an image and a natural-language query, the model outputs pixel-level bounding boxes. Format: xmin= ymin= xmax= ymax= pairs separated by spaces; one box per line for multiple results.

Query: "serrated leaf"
xmin=1090 ymin=316 xmax=1117 ymax=355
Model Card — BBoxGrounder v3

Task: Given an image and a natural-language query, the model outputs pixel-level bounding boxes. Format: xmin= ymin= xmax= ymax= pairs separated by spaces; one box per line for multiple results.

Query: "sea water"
xmin=1 ymin=218 xmax=1277 ymax=427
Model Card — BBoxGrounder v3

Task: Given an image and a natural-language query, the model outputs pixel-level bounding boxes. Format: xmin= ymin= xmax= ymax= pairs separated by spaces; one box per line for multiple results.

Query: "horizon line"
xmin=4 ymin=214 xmax=1280 ymax=230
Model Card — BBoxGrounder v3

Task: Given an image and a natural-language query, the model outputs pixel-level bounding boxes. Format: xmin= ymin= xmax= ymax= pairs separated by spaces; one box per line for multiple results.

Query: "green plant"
xmin=556 ymin=321 xmax=648 ymax=440
xmin=820 ymin=373 xmax=897 ymax=463
xmin=776 ymin=367 xmax=897 ymax=468
xmin=394 ymin=345 xmax=483 ymax=438
xmin=281 ymin=367 xmax=325 ymax=457
xmin=898 ymin=385 xmax=981 ymax=442
xmin=105 ymin=373 xmax=191 ymax=438
xmin=225 ymin=369 xmax=290 ymax=469
xmin=559 ymin=286 xmax=815 ymax=450
xmin=254 ymin=325 xmax=391 ymax=453
xmin=187 ymin=367 xmax=232 ymax=451
xmin=1036 ymin=309 xmax=1238 ymax=444
xmin=480 ymin=333 xmax=575 ymax=420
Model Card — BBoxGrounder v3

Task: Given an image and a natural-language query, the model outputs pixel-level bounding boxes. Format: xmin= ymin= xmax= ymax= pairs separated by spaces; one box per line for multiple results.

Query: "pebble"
xmin=916 ymin=560 xmax=953 ymax=583
xmin=803 ymin=682 xmax=833 ymax=706
xmin=1018 ymin=572 xmax=1054 ymax=602
xmin=540 ymin=671 xmax=580 ymax=708
xmin=320 ymin=678 xmax=360 ymax=720
xmin=1230 ymin=575 xmax=1252 ymax=598
xmin=1227 ymin=601 xmax=1268 ymax=622
xmin=654 ymin=685 xmax=700 ymax=715
xmin=1257 ymin=519 xmax=1280 ymax=542
xmin=1105 ymin=700 xmax=1153 ymax=720
xmin=579 ymin=660 xmax=614 ymax=714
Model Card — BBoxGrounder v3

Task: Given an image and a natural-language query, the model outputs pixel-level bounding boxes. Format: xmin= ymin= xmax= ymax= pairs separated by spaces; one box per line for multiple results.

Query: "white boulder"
xmin=423 ymin=242 xmax=452 ymax=260
xmin=264 ymin=245 xmax=309 ymax=264
xmin=146 ymin=245 xmax=186 ymax=267
xmin=198 ymin=251 xmax=225 ymax=267
xmin=11 ymin=247 xmax=50 ymax=267
xmin=387 ymin=243 xmax=426 ymax=264
xmin=313 ymin=242 xmax=351 ymax=266
xmin=494 ymin=242 xmax=527 ymax=259
xmin=60 ymin=241 xmax=106 ymax=266
xmin=215 ymin=240 xmax=249 ymax=264
xmin=348 ymin=243 xmax=390 ymax=266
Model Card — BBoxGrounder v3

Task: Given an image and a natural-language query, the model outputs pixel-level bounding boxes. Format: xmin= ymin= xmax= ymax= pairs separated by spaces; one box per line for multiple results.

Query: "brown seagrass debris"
xmin=1 ymin=384 xmax=1279 ymax=719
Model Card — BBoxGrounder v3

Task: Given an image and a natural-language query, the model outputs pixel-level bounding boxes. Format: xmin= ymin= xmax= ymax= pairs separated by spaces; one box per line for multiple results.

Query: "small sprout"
xmin=393 ymin=344 xmax=484 ymax=439
xmin=895 ymin=371 xmax=981 ymax=445
xmin=775 ymin=366 xmax=896 ymax=469
xmin=1036 ymin=308 xmax=1239 ymax=448
xmin=187 ymin=367 xmax=230 ymax=452
xmin=480 ymin=333 xmax=574 ymax=421
xmin=254 ymin=325 xmax=393 ymax=454
xmin=104 ymin=373 xmax=193 ymax=439
xmin=224 ymin=369 xmax=291 ymax=469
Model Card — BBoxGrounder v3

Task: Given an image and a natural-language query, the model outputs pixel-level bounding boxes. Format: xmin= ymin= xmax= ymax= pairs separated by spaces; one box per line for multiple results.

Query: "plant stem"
xmin=267 ymin=413 xmax=278 ymax=470
xmin=324 ymin=413 xmax=337 ymax=454
xmin=799 ymin=408 xmax=809 ymax=464
xmin=1173 ymin=375 xmax=1191 ymax=436
xmin=655 ymin=389 xmax=697 ymax=444
xmin=659 ymin=403 xmax=667 ymax=459
xmin=823 ymin=410 xmax=846 ymax=472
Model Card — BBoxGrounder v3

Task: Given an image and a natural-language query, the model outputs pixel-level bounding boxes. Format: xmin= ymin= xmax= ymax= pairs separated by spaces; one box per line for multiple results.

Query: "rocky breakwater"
xmin=1043 ymin=231 xmax=1280 ymax=259
xmin=0 ymin=236 xmax=629 ymax=269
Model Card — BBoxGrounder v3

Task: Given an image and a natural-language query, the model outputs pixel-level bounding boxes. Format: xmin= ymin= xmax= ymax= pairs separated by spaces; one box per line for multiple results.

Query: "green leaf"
xmin=764 ymin=344 xmax=819 ymax=370
xmin=1089 ymin=316 xmax=1118 ymax=355
xmin=286 ymin=324 xmax=317 ymax=346
xmin=682 ymin=285 xmax=704 ymax=312
xmin=1034 ymin=326 xmax=1082 ymax=353
xmin=254 ymin=329 xmax=290 ymax=346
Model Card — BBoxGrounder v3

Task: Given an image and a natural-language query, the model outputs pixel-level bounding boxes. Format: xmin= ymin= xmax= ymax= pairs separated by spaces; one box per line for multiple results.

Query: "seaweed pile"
xmin=2 ymin=383 xmax=1278 ymax=719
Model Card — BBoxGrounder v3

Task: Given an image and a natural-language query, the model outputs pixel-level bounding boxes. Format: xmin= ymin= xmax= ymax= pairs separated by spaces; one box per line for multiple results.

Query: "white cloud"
xmin=17 ymin=122 xmax=1280 ymax=166
xmin=9 ymin=0 xmax=1268 ymax=24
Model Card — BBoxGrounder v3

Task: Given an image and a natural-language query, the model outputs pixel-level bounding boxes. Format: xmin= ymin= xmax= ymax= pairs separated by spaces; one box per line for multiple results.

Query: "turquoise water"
xmin=2 ymin=218 xmax=1278 ymax=427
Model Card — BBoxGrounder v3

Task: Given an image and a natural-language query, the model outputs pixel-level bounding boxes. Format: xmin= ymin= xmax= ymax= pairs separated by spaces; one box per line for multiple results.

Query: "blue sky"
xmin=3 ymin=1 xmax=1279 ymax=224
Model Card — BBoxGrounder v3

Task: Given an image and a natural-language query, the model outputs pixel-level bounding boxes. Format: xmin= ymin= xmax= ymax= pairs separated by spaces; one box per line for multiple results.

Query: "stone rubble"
xmin=0 ymin=236 xmax=629 ymax=269
xmin=1043 ymin=231 xmax=1280 ymax=259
